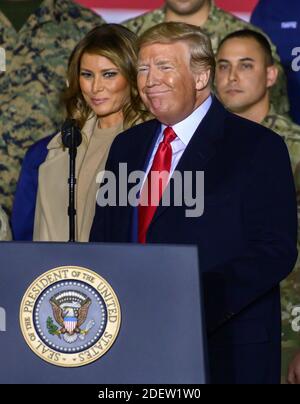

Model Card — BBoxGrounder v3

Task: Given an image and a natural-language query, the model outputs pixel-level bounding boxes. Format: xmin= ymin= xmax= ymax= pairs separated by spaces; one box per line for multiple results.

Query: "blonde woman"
xmin=12 ymin=24 xmax=147 ymax=242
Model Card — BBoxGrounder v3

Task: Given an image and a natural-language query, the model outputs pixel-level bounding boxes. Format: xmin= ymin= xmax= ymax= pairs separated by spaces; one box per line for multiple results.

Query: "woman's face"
xmin=79 ymin=52 xmax=130 ymax=128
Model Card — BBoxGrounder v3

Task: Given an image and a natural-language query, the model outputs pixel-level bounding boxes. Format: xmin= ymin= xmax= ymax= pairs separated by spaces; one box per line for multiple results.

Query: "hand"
xmin=287 ymin=352 xmax=300 ymax=384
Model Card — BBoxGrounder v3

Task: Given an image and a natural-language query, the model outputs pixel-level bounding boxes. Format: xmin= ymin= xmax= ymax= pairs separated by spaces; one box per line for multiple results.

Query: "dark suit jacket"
xmin=90 ymin=97 xmax=298 ymax=384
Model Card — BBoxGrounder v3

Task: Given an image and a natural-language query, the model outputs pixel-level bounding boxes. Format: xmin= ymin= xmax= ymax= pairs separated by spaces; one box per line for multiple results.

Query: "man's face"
xmin=165 ymin=0 xmax=208 ymax=15
xmin=137 ymin=41 xmax=209 ymax=125
xmin=215 ymin=37 xmax=277 ymax=114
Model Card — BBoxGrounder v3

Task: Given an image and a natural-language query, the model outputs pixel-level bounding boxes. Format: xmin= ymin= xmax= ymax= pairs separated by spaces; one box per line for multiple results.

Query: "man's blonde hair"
xmin=138 ymin=22 xmax=215 ymax=85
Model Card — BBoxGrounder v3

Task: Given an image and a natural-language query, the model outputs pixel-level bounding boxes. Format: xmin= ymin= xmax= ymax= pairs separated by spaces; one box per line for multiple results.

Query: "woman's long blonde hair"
xmin=63 ymin=24 xmax=148 ymax=130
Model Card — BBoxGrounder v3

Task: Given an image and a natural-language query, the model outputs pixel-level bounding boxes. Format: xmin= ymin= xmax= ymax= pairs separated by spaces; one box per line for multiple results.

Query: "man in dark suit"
xmin=90 ymin=22 xmax=298 ymax=384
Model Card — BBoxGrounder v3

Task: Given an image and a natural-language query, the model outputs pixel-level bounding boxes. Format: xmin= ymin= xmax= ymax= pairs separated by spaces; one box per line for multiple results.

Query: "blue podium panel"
xmin=0 ymin=242 xmax=207 ymax=384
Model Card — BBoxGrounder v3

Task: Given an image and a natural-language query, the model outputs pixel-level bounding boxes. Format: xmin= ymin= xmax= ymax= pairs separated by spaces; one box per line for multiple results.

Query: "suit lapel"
xmin=127 ymin=120 xmax=161 ymax=242
xmin=127 ymin=119 xmax=161 ymax=174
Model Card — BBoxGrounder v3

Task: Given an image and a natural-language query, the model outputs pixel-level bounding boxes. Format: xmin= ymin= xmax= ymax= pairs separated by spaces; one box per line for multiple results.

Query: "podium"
xmin=0 ymin=242 xmax=207 ymax=384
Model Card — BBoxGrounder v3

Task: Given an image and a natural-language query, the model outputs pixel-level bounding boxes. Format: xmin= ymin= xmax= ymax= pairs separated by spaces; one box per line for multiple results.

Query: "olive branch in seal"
xmin=46 ymin=316 xmax=61 ymax=338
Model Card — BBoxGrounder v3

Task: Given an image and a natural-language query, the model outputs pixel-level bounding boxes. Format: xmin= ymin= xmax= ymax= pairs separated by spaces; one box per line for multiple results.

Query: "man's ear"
xmin=195 ymin=69 xmax=211 ymax=91
xmin=266 ymin=65 xmax=278 ymax=89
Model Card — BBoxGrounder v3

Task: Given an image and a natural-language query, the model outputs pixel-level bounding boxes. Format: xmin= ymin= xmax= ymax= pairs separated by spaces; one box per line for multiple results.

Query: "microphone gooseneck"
xmin=61 ymin=119 xmax=82 ymax=242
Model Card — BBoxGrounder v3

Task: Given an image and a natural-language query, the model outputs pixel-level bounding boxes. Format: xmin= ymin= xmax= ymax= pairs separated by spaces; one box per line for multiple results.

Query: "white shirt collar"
xmin=162 ymin=95 xmax=212 ymax=145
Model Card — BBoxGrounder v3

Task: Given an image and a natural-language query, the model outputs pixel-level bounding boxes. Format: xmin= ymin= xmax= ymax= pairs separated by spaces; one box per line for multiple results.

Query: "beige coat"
xmin=34 ymin=115 xmax=122 ymax=242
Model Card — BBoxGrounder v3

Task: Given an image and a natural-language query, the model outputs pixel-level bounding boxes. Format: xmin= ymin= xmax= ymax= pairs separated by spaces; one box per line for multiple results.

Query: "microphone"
xmin=61 ymin=119 xmax=82 ymax=149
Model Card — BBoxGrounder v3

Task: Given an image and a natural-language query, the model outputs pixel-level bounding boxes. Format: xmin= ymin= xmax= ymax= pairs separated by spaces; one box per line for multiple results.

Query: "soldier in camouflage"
xmin=215 ymin=29 xmax=300 ymax=383
xmin=0 ymin=0 xmax=105 ymax=215
xmin=123 ymin=0 xmax=289 ymax=117
xmin=0 ymin=205 xmax=11 ymax=241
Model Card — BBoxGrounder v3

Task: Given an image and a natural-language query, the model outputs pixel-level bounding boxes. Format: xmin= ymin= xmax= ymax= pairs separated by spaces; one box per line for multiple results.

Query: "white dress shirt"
xmin=142 ymin=95 xmax=212 ymax=186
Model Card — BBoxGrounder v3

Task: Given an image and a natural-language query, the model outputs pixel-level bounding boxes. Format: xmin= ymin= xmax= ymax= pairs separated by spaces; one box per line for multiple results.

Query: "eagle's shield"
xmin=64 ymin=317 xmax=77 ymax=334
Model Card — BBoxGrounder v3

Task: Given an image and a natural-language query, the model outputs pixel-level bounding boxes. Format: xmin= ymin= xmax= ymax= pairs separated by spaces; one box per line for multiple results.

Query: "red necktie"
xmin=138 ymin=126 xmax=177 ymax=243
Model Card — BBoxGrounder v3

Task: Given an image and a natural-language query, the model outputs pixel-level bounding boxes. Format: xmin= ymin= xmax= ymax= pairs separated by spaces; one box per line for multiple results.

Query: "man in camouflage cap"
xmin=0 ymin=205 xmax=11 ymax=241
xmin=0 ymin=0 xmax=105 ymax=215
xmin=215 ymin=29 xmax=300 ymax=383
xmin=123 ymin=0 xmax=289 ymax=117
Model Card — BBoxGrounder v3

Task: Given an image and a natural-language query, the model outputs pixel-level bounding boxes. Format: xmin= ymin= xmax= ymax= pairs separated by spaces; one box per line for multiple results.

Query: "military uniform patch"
xmin=20 ymin=266 xmax=121 ymax=367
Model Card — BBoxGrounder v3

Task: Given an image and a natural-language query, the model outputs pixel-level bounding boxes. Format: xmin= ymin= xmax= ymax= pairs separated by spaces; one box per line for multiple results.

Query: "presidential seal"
xmin=19 ymin=266 xmax=121 ymax=367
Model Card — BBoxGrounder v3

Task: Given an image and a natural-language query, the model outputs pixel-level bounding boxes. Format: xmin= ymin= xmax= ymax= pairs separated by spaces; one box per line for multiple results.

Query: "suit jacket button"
xmin=225 ymin=312 xmax=234 ymax=320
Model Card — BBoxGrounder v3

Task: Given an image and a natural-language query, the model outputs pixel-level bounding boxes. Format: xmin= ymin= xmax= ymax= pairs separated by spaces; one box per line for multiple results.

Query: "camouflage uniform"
xmin=0 ymin=0 xmax=105 ymax=214
xmin=123 ymin=1 xmax=289 ymax=116
xmin=0 ymin=205 xmax=11 ymax=241
xmin=262 ymin=106 xmax=300 ymax=382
